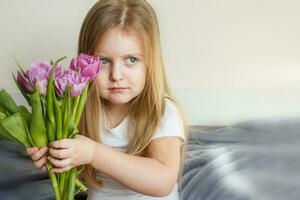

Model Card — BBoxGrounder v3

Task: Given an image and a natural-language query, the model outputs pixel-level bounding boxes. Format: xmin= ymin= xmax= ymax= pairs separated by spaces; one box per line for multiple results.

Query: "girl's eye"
xmin=126 ymin=57 xmax=137 ymax=65
xmin=100 ymin=59 xmax=110 ymax=65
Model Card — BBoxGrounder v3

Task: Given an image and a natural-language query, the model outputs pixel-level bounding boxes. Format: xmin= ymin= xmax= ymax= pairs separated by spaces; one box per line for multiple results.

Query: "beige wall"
xmin=1 ymin=0 xmax=300 ymax=125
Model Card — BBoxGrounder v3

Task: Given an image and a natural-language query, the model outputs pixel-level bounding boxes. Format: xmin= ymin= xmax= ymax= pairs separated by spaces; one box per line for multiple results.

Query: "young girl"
xmin=26 ymin=0 xmax=187 ymax=199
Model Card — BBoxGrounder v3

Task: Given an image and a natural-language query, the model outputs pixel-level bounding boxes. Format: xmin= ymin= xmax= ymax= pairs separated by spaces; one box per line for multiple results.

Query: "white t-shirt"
xmin=87 ymin=99 xmax=186 ymax=200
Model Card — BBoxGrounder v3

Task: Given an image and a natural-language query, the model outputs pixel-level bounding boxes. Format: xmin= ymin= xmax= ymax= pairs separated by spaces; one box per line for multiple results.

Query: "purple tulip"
xmin=54 ymin=67 xmax=68 ymax=97
xmin=54 ymin=67 xmax=88 ymax=97
xmin=17 ymin=71 xmax=34 ymax=93
xmin=70 ymin=54 xmax=101 ymax=81
xmin=17 ymin=60 xmax=52 ymax=95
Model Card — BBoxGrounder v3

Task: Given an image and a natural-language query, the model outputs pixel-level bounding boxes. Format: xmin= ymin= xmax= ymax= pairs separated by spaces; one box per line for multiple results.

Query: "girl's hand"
xmin=25 ymin=146 xmax=48 ymax=172
xmin=47 ymin=135 xmax=97 ymax=173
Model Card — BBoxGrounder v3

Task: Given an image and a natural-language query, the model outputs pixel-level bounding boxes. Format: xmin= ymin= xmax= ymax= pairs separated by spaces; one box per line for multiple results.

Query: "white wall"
xmin=1 ymin=0 xmax=300 ymax=125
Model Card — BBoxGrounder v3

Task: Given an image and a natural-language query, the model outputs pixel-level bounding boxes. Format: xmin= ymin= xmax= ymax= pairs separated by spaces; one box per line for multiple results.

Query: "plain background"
xmin=1 ymin=0 xmax=300 ymax=125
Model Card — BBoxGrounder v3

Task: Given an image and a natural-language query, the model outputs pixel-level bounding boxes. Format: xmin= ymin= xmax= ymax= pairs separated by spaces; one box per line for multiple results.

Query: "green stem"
xmin=71 ymin=96 xmax=79 ymax=123
xmin=74 ymin=85 xmax=89 ymax=127
xmin=62 ymin=171 xmax=70 ymax=200
xmin=59 ymin=172 xmax=66 ymax=198
xmin=46 ymin=56 xmax=66 ymax=142
xmin=62 ymin=89 xmax=71 ymax=139
xmin=75 ymin=178 xmax=87 ymax=192
xmin=53 ymin=89 xmax=62 ymax=140
xmin=46 ymin=162 xmax=60 ymax=200
xmin=67 ymin=168 xmax=77 ymax=200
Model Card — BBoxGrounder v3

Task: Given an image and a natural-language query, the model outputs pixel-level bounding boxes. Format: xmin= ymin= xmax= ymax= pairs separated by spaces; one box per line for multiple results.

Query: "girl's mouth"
xmin=109 ymin=87 xmax=129 ymax=93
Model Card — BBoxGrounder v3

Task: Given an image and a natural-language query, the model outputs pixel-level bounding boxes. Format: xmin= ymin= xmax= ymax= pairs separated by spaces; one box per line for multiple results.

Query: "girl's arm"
xmin=47 ymin=135 xmax=181 ymax=197
xmin=91 ymin=136 xmax=181 ymax=196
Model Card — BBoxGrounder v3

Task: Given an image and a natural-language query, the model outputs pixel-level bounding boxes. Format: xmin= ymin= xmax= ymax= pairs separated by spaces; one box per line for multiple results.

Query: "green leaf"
xmin=19 ymin=105 xmax=31 ymax=125
xmin=27 ymin=129 xmax=35 ymax=147
xmin=0 ymin=123 xmax=15 ymax=141
xmin=0 ymin=112 xmax=31 ymax=147
xmin=0 ymin=89 xmax=19 ymax=114
xmin=13 ymin=57 xmax=26 ymax=74
xmin=0 ymin=105 xmax=6 ymax=114
xmin=0 ymin=107 xmax=9 ymax=116
xmin=17 ymin=105 xmax=33 ymax=147
xmin=30 ymin=91 xmax=48 ymax=147
xmin=0 ymin=111 xmax=6 ymax=120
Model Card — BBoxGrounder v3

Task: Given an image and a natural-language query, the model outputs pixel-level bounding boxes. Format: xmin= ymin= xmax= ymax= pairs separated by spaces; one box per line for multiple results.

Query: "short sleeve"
xmin=151 ymin=99 xmax=186 ymax=145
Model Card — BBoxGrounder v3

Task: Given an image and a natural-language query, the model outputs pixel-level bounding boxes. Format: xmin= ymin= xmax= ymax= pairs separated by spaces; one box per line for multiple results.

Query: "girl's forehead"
xmin=100 ymin=27 xmax=142 ymax=45
xmin=94 ymin=28 xmax=145 ymax=56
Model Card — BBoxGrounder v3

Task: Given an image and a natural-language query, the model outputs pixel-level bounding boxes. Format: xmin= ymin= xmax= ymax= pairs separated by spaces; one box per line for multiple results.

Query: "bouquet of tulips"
xmin=0 ymin=54 xmax=101 ymax=199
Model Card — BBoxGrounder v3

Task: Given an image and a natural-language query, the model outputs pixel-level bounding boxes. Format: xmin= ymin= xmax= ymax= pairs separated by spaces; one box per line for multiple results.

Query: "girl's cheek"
xmin=99 ymin=67 xmax=111 ymax=77
xmin=101 ymin=65 xmax=110 ymax=71
xmin=96 ymin=69 xmax=108 ymax=79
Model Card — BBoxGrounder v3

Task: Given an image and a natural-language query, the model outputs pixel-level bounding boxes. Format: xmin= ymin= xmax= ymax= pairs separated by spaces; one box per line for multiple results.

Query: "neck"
xmin=103 ymin=102 xmax=129 ymax=129
xmin=106 ymin=103 xmax=129 ymax=115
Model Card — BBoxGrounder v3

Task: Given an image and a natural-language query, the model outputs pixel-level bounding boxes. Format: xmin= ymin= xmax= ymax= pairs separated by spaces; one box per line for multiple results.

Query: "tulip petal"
xmin=17 ymin=72 xmax=34 ymax=93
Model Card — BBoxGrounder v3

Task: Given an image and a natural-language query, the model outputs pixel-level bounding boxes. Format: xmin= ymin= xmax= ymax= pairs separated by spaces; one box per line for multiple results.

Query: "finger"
xmin=25 ymin=147 xmax=38 ymax=156
xmin=47 ymin=156 xmax=72 ymax=168
xmin=41 ymin=166 xmax=47 ymax=172
xmin=51 ymin=165 xmax=72 ymax=174
xmin=33 ymin=156 xmax=47 ymax=169
xmin=49 ymin=139 xmax=72 ymax=149
xmin=31 ymin=147 xmax=48 ymax=161
xmin=49 ymin=148 xmax=72 ymax=159
xmin=75 ymin=135 xmax=84 ymax=139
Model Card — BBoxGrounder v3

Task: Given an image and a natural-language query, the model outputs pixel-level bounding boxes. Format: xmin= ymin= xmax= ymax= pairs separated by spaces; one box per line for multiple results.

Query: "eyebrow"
xmin=96 ymin=53 xmax=144 ymax=58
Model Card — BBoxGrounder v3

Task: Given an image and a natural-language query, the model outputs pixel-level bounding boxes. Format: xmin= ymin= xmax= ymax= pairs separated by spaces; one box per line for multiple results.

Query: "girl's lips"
xmin=109 ymin=87 xmax=129 ymax=93
xmin=109 ymin=87 xmax=129 ymax=90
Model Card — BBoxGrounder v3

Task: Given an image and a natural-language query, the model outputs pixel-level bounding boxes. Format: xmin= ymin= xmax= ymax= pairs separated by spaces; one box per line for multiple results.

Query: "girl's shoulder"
xmin=164 ymin=97 xmax=181 ymax=118
xmin=151 ymin=97 xmax=186 ymax=143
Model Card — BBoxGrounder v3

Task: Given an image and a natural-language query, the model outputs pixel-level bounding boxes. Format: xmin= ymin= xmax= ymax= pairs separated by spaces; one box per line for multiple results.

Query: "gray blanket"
xmin=180 ymin=118 xmax=300 ymax=200
xmin=0 ymin=140 xmax=88 ymax=200
xmin=0 ymin=141 xmax=53 ymax=200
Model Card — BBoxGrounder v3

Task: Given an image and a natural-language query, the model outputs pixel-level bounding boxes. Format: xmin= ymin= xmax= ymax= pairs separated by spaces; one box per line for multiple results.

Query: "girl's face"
xmin=94 ymin=28 xmax=146 ymax=108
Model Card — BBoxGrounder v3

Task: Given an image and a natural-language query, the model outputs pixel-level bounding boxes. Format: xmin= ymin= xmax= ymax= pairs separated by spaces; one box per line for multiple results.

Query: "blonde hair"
xmin=78 ymin=0 xmax=188 ymax=188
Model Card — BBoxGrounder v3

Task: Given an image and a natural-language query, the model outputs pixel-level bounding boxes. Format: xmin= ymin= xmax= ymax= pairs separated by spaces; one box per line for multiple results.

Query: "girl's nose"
xmin=109 ymin=64 xmax=123 ymax=82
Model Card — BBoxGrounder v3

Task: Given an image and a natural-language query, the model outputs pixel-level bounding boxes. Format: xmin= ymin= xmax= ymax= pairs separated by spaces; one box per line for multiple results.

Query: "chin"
xmin=106 ymin=97 xmax=132 ymax=105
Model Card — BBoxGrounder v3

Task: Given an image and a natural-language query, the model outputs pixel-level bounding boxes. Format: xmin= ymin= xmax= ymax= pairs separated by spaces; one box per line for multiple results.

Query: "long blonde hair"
xmin=78 ymin=0 xmax=188 ymax=188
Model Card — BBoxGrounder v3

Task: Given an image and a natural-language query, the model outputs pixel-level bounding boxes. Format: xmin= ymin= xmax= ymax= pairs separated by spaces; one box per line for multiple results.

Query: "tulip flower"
xmin=70 ymin=53 xmax=101 ymax=81
xmin=54 ymin=68 xmax=88 ymax=97
xmin=17 ymin=60 xmax=52 ymax=95
xmin=16 ymin=71 xmax=34 ymax=93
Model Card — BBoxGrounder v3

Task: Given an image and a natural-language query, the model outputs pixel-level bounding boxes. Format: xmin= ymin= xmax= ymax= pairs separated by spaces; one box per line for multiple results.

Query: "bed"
xmin=180 ymin=117 xmax=300 ymax=200
xmin=1 ymin=117 xmax=300 ymax=199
